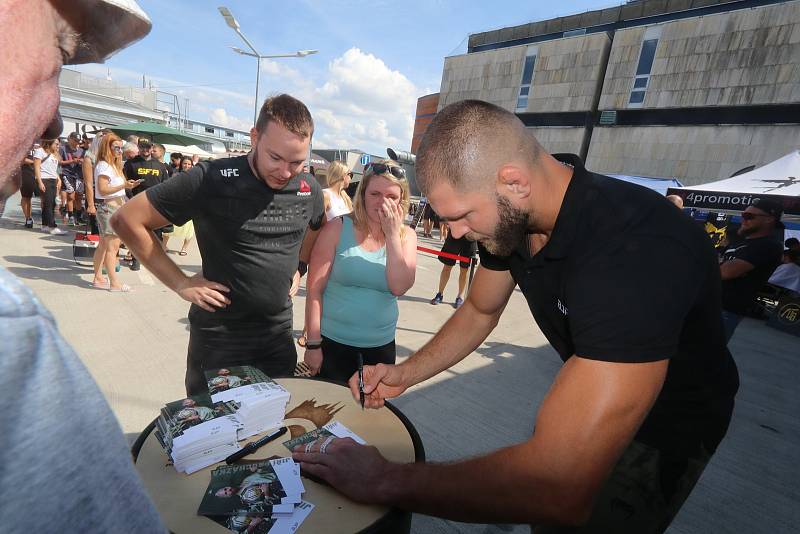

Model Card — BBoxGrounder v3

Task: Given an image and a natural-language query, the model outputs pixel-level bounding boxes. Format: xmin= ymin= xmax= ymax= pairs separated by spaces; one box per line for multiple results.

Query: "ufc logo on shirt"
xmin=221 ymin=169 xmax=239 ymax=178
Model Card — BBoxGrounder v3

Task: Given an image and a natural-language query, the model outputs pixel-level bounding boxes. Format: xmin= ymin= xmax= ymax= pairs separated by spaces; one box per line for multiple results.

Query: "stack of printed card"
xmin=200 ymin=458 xmax=313 ymax=533
xmin=282 ymin=420 xmax=367 ymax=452
xmin=155 ymin=393 xmax=243 ymax=474
xmin=205 ymin=366 xmax=292 ymax=440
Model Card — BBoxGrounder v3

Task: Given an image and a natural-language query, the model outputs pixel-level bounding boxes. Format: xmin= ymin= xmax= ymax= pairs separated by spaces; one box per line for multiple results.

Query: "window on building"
xmin=516 ymin=46 xmax=538 ymax=112
xmin=226 ymin=131 xmax=234 ymax=138
xmin=628 ymin=26 xmax=662 ymax=108
xmin=204 ymin=126 xmax=215 ymax=134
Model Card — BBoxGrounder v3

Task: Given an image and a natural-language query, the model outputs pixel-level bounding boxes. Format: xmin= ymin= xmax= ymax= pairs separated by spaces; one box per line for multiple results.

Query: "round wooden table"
xmin=133 ymin=377 xmax=424 ymax=534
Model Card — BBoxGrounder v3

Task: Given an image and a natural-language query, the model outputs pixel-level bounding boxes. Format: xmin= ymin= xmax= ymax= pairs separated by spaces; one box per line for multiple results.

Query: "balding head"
xmin=416 ymin=100 xmax=543 ymax=195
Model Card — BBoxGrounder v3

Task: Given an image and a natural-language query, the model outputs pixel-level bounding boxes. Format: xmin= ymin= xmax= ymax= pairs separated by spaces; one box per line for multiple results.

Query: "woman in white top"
xmin=91 ymin=133 xmax=141 ymax=291
xmin=322 ymin=161 xmax=353 ymax=221
xmin=33 ymin=138 xmax=65 ymax=234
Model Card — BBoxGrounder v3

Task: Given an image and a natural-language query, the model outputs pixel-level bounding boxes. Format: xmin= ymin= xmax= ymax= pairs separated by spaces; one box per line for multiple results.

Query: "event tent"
xmin=162 ymin=143 xmax=216 ymax=159
xmin=667 ymin=150 xmax=800 ymax=217
xmin=607 ymin=174 xmax=683 ymax=195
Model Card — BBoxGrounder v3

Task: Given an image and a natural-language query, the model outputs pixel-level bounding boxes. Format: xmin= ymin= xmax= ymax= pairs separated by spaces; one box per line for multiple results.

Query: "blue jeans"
xmin=722 ymin=310 xmax=743 ymax=342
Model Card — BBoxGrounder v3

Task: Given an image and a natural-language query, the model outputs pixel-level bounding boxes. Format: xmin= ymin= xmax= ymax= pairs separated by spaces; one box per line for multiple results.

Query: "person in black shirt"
xmin=719 ymin=198 xmax=784 ymax=340
xmin=112 ymin=94 xmax=324 ymax=395
xmin=294 ymin=100 xmax=739 ymax=533
xmin=123 ymin=139 xmax=173 ymax=268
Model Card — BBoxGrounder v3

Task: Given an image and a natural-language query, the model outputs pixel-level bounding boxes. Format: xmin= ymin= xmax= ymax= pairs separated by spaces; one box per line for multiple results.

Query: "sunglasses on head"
xmin=741 ymin=212 xmax=769 ymax=220
xmin=366 ymin=162 xmax=405 ymax=179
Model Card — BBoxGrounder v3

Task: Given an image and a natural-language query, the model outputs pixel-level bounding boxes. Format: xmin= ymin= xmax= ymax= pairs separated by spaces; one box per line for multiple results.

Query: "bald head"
xmin=666 ymin=195 xmax=684 ymax=209
xmin=416 ymin=100 xmax=543 ymax=195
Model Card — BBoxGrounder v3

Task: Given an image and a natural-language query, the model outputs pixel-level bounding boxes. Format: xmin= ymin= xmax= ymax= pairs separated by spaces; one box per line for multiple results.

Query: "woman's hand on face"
xmin=378 ymin=198 xmax=402 ymax=236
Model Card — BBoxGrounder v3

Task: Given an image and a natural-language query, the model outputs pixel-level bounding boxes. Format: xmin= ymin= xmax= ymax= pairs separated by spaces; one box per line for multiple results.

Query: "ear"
xmin=496 ymin=164 xmax=531 ymax=199
xmin=249 ymin=127 xmax=258 ymax=147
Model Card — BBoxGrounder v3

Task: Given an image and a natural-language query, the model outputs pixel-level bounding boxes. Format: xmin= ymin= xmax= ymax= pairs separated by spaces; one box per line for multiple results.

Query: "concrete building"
xmin=411 ymin=93 xmax=440 ymax=153
xmin=437 ymin=0 xmax=800 ymax=185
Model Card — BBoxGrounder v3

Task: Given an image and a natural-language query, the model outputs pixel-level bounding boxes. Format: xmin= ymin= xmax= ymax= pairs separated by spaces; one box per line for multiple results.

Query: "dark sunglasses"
xmin=366 ymin=162 xmax=405 ymax=179
xmin=741 ymin=212 xmax=769 ymax=220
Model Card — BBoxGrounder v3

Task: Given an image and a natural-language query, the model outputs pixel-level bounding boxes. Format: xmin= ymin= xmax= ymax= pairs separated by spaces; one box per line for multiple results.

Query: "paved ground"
xmin=1 ymin=193 xmax=798 ymax=533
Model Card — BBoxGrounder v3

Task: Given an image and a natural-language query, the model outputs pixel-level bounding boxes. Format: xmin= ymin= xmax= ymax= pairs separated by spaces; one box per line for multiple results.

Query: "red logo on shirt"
xmin=300 ymin=179 xmax=311 ymax=193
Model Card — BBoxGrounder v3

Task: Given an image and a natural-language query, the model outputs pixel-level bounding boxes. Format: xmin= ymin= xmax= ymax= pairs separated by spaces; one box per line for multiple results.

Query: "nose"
xmin=281 ymin=162 xmax=292 ymax=179
xmin=448 ymin=220 xmax=468 ymax=239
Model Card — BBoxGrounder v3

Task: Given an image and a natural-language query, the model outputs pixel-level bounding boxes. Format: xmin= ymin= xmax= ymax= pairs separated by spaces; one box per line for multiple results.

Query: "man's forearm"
xmin=298 ymin=227 xmax=320 ymax=264
xmin=379 ymin=442 xmax=579 ymax=525
xmin=401 ymin=301 xmax=499 ymax=386
xmin=113 ymin=218 xmax=188 ymax=291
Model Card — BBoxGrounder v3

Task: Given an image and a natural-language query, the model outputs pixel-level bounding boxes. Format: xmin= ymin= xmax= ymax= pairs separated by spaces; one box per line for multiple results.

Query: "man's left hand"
xmin=289 ymin=270 xmax=301 ymax=297
xmin=292 ymin=437 xmax=390 ymax=505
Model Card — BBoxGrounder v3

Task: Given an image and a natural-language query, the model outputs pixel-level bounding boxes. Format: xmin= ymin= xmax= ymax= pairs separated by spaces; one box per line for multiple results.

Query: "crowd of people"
xmin=0 ymin=1 xmax=795 ymax=532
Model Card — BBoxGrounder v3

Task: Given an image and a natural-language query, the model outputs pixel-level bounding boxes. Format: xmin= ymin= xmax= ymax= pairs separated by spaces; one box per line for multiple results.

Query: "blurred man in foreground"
xmin=0 ymin=1 xmax=165 ymax=531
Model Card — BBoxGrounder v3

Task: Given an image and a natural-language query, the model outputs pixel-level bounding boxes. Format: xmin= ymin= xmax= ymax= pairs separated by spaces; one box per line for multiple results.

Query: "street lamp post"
xmin=218 ymin=6 xmax=318 ymax=125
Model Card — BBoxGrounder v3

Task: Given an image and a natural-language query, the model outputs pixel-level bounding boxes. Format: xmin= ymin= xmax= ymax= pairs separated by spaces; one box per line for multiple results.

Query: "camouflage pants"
xmin=532 ymin=440 xmax=712 ymax=534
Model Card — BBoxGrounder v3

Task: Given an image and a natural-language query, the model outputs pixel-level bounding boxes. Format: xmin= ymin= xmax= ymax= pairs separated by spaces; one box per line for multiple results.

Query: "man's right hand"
xmin=86 ymin=204 xmax=96 ymax=215
xmin=176 ymin=273 xmax=231 ymax=312
xmin=348 ymin=363 xmax=408 ymax=409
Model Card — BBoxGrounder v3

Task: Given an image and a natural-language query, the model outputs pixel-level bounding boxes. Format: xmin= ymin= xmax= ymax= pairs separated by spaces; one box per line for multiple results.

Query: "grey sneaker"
xmin=49 ymin=227 xmax=67 ymax=235
xmin=430 ymin=292 xmax=443 ymax=305
xmin=68 ymin=216 xmax=76 ymax=226
xmin=453 ymin=297 xmax=464 ymax=309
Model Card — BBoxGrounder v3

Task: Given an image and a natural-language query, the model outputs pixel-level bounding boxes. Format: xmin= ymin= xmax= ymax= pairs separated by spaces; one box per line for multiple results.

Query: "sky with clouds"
xmin=72 ymin=0 xmax=614 ymax=156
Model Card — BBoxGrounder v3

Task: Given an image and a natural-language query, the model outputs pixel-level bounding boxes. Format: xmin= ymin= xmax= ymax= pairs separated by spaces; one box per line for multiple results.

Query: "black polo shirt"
xmin=479 ymin=154 xmax=739 ymax=458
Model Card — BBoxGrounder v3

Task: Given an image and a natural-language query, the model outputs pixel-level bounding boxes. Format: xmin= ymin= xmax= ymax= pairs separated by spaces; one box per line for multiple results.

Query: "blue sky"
xmin=73 ymin=0 xmax=616 ymax=155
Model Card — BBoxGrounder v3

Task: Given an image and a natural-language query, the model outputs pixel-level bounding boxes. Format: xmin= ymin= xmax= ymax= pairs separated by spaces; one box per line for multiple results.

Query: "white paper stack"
xmin=155 ymin=393 xmax=243 ymax=474
xmin=206 ymin=367 xmax=291 ymax=440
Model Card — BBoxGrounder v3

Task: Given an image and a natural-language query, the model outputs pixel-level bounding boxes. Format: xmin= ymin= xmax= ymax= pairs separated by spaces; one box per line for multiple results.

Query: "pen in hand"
xmin=357 ymin=352 xmax=365 ymax=410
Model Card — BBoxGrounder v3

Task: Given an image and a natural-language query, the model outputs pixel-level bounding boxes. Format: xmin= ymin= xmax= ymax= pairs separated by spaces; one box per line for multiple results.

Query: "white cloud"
xmin=69 ymin=47 xmax=429 ymax=155
xmin=209 ymin=108 xmax=252 ymax=131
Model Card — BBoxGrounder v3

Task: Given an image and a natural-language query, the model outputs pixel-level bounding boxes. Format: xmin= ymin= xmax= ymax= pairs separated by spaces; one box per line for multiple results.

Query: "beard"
xmin=738 ymin=224 xmax=757 ymax=237
xmin=480 ymin=195 xmax=531 ymax=256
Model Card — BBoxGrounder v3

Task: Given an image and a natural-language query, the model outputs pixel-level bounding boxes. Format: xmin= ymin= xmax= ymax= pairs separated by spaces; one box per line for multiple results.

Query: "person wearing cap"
xmin=60 ymin=131 xmax=85 ymax=225
xmin=719 ymin=198 xmax=785 ymax=340
xmin=123 ymin=139 xmax=172 ymax=269
xmin=0 ymin=1 xmax=165 ymax=531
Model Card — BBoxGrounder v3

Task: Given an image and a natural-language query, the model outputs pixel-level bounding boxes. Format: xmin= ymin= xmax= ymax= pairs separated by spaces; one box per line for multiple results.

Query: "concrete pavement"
xmin=1 ymin=192 xmax=797 ymax=533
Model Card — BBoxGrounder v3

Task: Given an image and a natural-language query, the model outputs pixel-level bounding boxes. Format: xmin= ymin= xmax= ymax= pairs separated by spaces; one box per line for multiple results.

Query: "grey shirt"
xmin=0 ymin=266 xmax=166 ymax=533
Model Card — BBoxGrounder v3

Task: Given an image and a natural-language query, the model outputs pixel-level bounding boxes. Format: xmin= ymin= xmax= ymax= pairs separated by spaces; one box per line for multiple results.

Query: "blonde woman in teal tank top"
xmin=303 ymin=160 xmax=418 ymax=382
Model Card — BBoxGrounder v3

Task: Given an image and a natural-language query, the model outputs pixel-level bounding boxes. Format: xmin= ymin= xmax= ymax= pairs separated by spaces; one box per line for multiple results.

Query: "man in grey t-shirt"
xmin=0 ymin=1 xmax=164 ymax=532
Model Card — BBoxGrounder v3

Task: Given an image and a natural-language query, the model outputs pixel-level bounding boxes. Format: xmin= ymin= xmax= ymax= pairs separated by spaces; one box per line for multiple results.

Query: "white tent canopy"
xmin=667 ymin=150 xmax=800 ymax=217
xmin=161 ymin=143 xmax=216 ymax=159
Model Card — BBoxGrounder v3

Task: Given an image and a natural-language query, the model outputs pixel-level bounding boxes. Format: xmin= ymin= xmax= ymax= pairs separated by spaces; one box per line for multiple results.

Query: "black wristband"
xmin=305 ymin=341 xmax=322 ymax=350
xmin=298 ymin=260 xmax=308 ymax=277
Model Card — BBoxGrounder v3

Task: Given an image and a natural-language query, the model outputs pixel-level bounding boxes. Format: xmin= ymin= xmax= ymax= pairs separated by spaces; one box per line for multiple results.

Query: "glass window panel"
xmin=633 ymin=77 xmax=648 ymax=89
xmin=516 ymin=96 xmax=528 ymax=110
xmin=636 ymin=39 xmax=658 ymax=76
xmin=521 ymin=56 xmax=536 ymax=85
xmin=629 ymin=91 xmax=645 ymax=104
xmin=519 ymin=86 xmax=530 ymax=96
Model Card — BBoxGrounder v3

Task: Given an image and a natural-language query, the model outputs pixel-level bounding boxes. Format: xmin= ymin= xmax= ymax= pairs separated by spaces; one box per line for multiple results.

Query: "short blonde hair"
xmin=352 ymin=159 xmax=410 ymax=240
